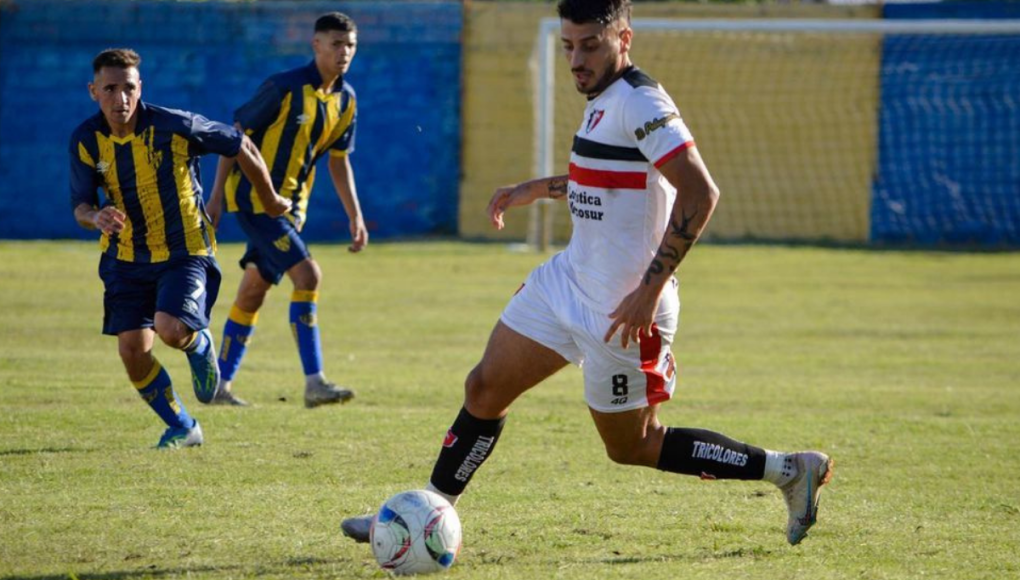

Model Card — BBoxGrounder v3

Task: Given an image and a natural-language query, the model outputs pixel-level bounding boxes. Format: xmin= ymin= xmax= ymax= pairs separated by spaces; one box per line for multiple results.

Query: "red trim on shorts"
xmin=568 ymin=163 xmax=647 ymax=190
xmin=640 ymin=324 xmax=670 ymax=406
xmin=653 ymin=141 xmax=695 ymax=169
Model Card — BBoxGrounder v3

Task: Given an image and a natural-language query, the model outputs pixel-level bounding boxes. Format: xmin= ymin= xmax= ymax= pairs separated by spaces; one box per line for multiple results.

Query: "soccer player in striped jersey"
xmin=70 ymin=48 xmax=291 ymax=448
xmin=206 ymin=12 xmax=368 ymax=408
xmin=343 ymin=0 xmax=833 ymax=547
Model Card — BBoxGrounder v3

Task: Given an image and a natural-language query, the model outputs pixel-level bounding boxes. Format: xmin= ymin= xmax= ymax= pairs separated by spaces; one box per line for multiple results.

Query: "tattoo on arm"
xmin=643 ymin=207 xmax=700 ymax=286
xmin=548 ymin=177 xmax=568 ymax=200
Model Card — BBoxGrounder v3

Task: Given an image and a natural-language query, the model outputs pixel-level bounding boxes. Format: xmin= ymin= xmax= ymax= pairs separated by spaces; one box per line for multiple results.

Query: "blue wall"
xmin=871 ymin=2 xmax=1020 ymax=245
xmin=0 ymin=0 xmax=462 ymax=242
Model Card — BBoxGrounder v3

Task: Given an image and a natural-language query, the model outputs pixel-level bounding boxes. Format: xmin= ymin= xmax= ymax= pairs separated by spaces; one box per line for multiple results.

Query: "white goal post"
xmin=528 ymin=17 xmax=1020 ymax=250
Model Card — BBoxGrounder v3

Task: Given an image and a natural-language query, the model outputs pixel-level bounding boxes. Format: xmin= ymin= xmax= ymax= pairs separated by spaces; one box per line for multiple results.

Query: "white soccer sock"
xmin=425 ymin=482 xmax=460 ymax=507
xmin=763 ymin=450 xmax=797 ymax=487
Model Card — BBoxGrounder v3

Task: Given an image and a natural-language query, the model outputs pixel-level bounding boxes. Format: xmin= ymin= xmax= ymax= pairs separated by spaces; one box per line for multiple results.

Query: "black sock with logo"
xmin=429 ymin=407 xmax=506 ymax=497
xmin=657 ymin=427 xmax=766 ymax=480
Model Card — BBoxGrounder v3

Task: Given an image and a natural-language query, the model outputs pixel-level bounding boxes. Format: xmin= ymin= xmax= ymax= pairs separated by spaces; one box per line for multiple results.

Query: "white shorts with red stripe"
xmin=500 ymin=252 xmax=679 ymax=413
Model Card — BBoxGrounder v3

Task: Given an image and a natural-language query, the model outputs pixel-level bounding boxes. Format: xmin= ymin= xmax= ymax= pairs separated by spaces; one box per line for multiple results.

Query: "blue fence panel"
xmin=871 ymin=27 xmax=1020 ymax=245
xmin=0 ymin=0 xmax=462 ymax=242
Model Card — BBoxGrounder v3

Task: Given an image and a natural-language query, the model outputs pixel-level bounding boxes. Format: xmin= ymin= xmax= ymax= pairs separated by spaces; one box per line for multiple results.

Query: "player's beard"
xmin=573 ymin=64 xmax=621 ymax=98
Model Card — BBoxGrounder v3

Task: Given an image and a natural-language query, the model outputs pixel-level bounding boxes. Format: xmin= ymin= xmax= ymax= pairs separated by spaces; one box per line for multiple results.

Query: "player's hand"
xmin=206 ymin=194 xmax=223 ymax=228
xmin=486 ymin=184 xmax=529 ymax=230
xmin=349 ymin=217 xmax=368 ymax=253
xmin=263 ymin=194 xmax=292 ymax=218
xmin=93 ymin=206 xmax=126 ymax=236
xmin=604 ymin=285 xmax=661 ymax=349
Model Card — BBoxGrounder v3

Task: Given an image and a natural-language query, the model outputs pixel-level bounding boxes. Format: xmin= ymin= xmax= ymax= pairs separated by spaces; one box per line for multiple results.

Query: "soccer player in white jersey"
xmin=343 ymin=0 xmax=833 ymax=547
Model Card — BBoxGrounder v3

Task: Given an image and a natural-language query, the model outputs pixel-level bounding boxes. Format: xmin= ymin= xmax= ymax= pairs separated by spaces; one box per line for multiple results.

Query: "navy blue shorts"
xmin=98 ymin=254 xmax=222 ymax=336
xmin=234 ymin=212 xmax=311 ymax=285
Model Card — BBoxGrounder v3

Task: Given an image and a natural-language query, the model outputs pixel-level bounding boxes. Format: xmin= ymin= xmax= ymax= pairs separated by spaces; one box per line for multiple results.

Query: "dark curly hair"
xmin=557 ymin=0 xmax=631 ymax=26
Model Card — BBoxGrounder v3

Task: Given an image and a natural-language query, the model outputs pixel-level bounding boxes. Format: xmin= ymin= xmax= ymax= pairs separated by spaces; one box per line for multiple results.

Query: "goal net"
xmin=530 ymin=18 xmax=1020 ymax=249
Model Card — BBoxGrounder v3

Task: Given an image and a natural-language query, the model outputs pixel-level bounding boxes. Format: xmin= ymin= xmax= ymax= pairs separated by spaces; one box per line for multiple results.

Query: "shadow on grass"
xmin=574 ymin=545 xmax=774 ymax=567
xmin=0 ymin=447 xmax=90 ymax=457
xmin=0 ymin=556 xmax=351 ymax=580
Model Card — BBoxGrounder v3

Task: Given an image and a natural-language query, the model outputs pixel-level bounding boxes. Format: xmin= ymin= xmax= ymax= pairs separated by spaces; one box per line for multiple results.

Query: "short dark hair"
xmin=92 ymin=48 xmax=141 ymax=73
xmin=557 ymin=0 xmax=631 ymax=26
xmin=315 ymin=12 xmax=357 ymax=34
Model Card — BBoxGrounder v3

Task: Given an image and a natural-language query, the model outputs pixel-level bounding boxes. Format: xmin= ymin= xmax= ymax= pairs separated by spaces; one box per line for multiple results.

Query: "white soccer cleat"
xmin=779 ymin=451 xmax=834 ymax=545
xmin=340 ymin=513 xmax=374 ymax=543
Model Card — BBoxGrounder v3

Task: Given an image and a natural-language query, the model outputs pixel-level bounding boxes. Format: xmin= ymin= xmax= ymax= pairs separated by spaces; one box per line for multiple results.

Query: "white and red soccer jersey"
xmin=563 ymin=66 xmax=695 ymax=313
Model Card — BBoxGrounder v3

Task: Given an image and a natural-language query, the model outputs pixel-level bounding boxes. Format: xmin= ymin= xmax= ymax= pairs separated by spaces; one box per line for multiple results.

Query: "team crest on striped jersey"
xmin=585 ymin=109 xmax=605 ymax=134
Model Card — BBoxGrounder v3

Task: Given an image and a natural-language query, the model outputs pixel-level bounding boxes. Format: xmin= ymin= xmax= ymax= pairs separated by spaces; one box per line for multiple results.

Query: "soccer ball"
xmin=371 ymin=490 xmax=462 ymax=575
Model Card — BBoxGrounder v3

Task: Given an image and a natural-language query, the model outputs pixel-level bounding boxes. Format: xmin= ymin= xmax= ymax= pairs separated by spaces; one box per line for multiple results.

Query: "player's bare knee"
xmin=237 ymin=286 xmax=268 ymax=311
xmin=153 ymin=317 xmax=190 ymax=348
xmin=117 ymin=341 xmax=147 ymax=364
xmin=290 ymin=259 xmax=321 ymax=291
xmin=463 ymin=365 xmax=485 ymax=404
xmin=463 ymin=366 xmax=502 ymax=418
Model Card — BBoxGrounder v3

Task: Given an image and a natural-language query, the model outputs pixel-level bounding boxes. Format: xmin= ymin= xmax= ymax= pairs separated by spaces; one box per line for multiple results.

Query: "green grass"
xmin=1 ymin=240 xmax=1019 ymax=580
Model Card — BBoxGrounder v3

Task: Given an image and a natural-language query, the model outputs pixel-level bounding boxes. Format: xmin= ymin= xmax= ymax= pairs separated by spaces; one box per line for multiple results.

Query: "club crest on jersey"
xmin=96 ymin=160 xmax=111 ymax=174
xmin=273 ymin=234 xmax=291 ymax=252
xmin=585 ymin=109 xmax=605 ymax=134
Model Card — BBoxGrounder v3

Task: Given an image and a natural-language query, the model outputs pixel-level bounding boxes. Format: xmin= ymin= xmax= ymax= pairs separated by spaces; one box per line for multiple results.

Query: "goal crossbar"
xmin=529 ymin=17 xmax=1020 ymax=250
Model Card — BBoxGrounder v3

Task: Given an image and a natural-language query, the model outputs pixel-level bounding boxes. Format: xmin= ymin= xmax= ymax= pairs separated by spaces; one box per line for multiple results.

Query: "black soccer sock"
xmin=429 ymin=407 xmax=506 ymax=497
xmin=657 ymin=427 xmax=766 ymax=480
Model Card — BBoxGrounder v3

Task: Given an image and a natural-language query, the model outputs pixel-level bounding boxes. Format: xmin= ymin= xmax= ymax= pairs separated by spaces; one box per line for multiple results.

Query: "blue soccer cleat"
xmin=157 ymin=421 xmax=204 ymax=449
xmin=186 ymin=328 xmax=220 ymax=404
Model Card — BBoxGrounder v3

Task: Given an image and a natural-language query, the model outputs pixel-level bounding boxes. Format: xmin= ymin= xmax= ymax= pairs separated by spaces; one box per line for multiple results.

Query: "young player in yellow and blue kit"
xmin=70 ymin=48 xmax=291 ymax=447
xmin=207 ymin=12 xmax=368 ymax=408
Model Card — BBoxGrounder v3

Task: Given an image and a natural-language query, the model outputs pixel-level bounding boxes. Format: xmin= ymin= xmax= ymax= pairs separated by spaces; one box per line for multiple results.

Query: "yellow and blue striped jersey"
xmin=225 ymin=60 xmax=357 ymax=229
xmin=70 ymin=102 xmax=243 ymax=263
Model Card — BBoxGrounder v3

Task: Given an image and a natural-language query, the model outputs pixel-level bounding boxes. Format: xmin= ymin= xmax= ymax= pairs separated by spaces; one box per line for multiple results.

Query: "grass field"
xmin=1 ymin=240 xmax=1019 ymax=580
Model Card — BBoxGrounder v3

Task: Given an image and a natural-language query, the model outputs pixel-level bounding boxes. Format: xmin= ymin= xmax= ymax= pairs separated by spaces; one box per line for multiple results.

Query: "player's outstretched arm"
xmin=327 ymin=154 xmax=368 ymax=253
xmin=234 ymin=135 xmax=292 ymax=218
xmin=74 ymin=202 xmax=125 ymax=236
xmin=605 ymin=146 xmax=719 ymax=348
xmin=486 ymin=175 xmax=568 ymax=230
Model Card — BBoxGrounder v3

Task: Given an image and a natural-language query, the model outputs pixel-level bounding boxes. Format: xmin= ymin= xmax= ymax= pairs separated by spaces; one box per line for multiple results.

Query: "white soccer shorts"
xmin=500 ymin=252 xmax=679 ymax=413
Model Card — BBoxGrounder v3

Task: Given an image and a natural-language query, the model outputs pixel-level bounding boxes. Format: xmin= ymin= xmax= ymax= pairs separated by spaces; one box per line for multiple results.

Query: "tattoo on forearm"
xmin=548 ymin=177 xmax=568 ymax=199
xmin=643 ymin=207 xmax=700 ymax=286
